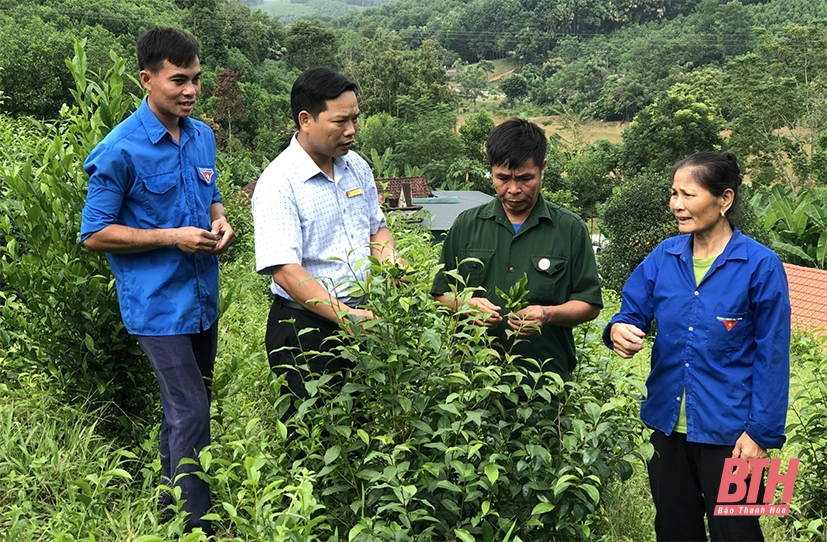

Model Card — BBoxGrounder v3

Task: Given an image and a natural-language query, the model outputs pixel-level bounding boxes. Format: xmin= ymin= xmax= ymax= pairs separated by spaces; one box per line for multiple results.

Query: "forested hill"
xmin=335 ymin=0 xmax=827 ymax=62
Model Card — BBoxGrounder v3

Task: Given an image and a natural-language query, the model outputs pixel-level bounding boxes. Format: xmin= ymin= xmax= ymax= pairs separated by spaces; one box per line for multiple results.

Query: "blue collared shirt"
xmin=81 ymin=98 xmax=222 ymax=336
xmin=252 ymin=135 xmax=386 ymax=305
xmin=603 ymin=229 xmax=790 ymax=449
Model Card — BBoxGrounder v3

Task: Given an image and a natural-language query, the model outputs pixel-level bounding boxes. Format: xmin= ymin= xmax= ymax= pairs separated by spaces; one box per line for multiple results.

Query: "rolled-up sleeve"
xmin=81 ymin=144 xmax=128 ymax=241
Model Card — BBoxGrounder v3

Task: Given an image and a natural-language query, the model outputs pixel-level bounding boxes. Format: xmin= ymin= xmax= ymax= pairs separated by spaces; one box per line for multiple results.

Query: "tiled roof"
xmin=375 ymin=176 xmax=432 ymax=203
xmin=784 ymin=263 xmax=827 ymax=335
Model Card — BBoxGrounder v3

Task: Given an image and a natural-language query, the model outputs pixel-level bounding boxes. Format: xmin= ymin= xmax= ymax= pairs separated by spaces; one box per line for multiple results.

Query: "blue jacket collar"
xmin=666 ymin=227 xmax=748 ymax=263
xmin=138 ymin=96 xmax=195 ymax=144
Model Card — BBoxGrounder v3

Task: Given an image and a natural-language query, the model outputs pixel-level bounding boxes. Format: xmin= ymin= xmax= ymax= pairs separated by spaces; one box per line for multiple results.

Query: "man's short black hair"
xmin=485 ymin=118 xmax=547 ymax=170
xmin=291 ymin=67 xmax=359 ymax=128
xmin=137 ymin=27 xmax=200 ymax=73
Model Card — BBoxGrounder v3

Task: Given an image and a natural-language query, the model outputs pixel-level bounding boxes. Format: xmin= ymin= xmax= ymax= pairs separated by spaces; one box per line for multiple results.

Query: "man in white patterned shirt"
xmin=252 ymin=67 xmax=399 ymax=420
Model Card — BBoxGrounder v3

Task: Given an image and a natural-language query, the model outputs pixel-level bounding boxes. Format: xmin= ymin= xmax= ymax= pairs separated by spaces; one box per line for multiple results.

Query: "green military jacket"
xmin=431 ymin=197 xmax=603 ymax=377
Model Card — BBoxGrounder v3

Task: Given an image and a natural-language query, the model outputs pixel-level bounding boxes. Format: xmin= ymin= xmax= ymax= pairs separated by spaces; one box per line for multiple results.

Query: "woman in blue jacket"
xmin=604 ymin=152 xmax=790 ymax=541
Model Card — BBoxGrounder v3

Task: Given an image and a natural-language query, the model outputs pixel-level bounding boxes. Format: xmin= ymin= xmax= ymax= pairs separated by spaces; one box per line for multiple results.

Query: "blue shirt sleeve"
xmin=81 ymin=142 xmax=130 ymax=241
xmin=602 ymin=246 xmax=660 ymax=349
xmin=744 ymin=256 xmax=791 ymax=449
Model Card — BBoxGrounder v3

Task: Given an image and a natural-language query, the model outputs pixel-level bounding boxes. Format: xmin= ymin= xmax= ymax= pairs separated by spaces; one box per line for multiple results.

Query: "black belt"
xmin=276 ymin=296 xmax=307 ymax=311
xmin=275 ymin=296 xmax=365 ymax=311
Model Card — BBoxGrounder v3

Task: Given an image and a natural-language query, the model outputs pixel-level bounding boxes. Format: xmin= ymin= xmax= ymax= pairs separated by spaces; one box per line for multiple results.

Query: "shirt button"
xmin=688 ymin=326 xmax=694 ymax=332
xmin=676 ymin=397 xmax=681 ymax=401
xmin=685 ymin=363 xmax=690 ymax=367
xmin=509 ymin=266 xmax=514 ymax=272
xmin=694 ymin=291 xmax=699 ymax=296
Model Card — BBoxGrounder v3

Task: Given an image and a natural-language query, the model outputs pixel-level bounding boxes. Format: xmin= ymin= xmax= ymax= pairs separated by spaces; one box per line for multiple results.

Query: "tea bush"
xmin=252 ymin=220 xmax=652 ymax=541
xmin=786 ymin=331 xmax=827 ymax=539
xmin=0 ymin=41 xmax=157 ymax=436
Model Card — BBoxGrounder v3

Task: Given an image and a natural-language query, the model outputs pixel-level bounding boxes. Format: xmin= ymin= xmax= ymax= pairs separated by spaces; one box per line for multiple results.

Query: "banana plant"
xmin=752 ymin=185 xmax=827 ymax=268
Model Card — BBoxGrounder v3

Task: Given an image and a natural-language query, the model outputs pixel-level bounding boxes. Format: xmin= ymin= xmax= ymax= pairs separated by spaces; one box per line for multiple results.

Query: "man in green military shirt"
xmin=431 ymin=118 xmax=603 ymax=378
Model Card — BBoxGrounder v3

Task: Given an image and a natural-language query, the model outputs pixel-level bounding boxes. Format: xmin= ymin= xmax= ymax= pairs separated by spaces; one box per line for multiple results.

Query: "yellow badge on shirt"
xmin=346 ymin=188 xmax=363 ymax=198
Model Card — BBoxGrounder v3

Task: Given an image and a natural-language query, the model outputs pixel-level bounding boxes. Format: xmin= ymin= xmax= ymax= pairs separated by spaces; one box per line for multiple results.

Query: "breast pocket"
xmin=529 ymin=254 xmax=568 ymax=304
xmin=138 ymin=171 xmax=181 ymax=226
xmin=458 ymin=249 xmax=495 ymax=287
xmin=708 ymin=303 xmax=752 ymax=358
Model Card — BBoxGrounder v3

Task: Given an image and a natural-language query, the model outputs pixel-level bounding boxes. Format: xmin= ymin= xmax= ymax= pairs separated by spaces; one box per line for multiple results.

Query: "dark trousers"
xmin=136 ymin=323 xmax=217 ymax=535
xmin=265 ymin=296 xmax=352 ymax=421
xmin=648 ymin=430 xmax=764 ymax=542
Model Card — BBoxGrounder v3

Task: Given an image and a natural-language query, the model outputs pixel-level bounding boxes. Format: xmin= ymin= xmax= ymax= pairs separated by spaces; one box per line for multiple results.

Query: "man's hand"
xmin=210 ymin=216 xmax=235 ymax=254
xmin=172 ymin=227 xmax=223 ymax=253
xmin=609 ymin=322 xmax=646 ymax=359
xmin=342 ymin=307 xmax=375 ymax=335
xmin=466 ymin=298 xmax=503 ymax=328
xmin=507 ymin=305 xmax=546 ymax=336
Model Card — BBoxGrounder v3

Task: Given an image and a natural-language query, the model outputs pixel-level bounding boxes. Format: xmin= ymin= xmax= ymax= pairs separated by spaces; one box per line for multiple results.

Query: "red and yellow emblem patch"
xmin=716 ymin=316 xmax=742 ymax=331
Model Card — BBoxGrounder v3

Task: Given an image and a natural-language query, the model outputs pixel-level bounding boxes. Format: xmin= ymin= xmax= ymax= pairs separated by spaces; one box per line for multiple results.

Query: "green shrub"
xmin=260 ymin=222 xmax=650 ymax=541
xmin=786 ymin=331 xmax=827 ymax=538
xmin=0 ymin=40 xmax=156 ymax=436
xmin=597 ymin=171 xmax=676 ymax=292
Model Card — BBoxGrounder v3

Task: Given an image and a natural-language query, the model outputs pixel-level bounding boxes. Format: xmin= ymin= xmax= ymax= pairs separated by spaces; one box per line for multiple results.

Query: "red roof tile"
xmin=784 ymin=263 xmax=827 ymax=335
xmin=375 ymin=176 xmax=432 ymax=203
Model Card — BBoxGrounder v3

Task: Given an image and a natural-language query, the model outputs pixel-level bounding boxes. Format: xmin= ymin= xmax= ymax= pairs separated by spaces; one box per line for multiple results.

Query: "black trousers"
xmin=648 ymin=430 xmax=765 ymax=542
xmin=265 ymin=296 xmax=352 ymax=420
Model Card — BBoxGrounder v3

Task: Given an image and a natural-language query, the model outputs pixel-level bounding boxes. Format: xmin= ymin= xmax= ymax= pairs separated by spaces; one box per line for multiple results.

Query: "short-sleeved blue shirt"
xmin=81 ymin=97 xmax=222 ymax=336
xmin=603 ymin=229 xmax=791 ymax=449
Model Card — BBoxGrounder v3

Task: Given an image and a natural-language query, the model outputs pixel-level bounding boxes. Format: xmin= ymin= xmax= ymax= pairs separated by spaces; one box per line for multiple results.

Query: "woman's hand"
xmin=732 ymin=432 xmax=767 ymax=461
xmin=609 ymin=323 xmax=646 ymax=359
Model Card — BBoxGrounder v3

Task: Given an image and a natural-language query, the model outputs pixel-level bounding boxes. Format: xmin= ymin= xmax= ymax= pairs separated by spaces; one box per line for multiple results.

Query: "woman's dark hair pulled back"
xmin=673 ymin=151 xmax=743 ymax=225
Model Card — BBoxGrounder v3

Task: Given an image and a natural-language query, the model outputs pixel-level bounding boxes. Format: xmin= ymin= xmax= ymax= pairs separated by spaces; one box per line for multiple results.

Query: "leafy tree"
xmin=459 ymin=108 xmax=494 ymax=163
xmin=719 ymin=22 xmax=827 ymax=192
xmin=457 ymin=63 xmax=489 ymax=109
xmin=348 ymin=33 xmax=453 ymax=116
xmin=185 ymin=0 xmax=230 ymax=66
xmin=0 ymin=17 xmax=75 ymax=118
xmin=284 ymin=19 xmax=338 ymax=70
xmin=598 ymin=171 xmax=676 ymax=291
xmin=357 ymin=97 xmax=463 ymax=186
xmin=211 ymin=69 xmax=246 ymax=146
xmin=499 ymin=73 xmax=528 ymax=106
xmin=593 ymin=74 xmax=648 ymax=122
xmin=221 ymin=0 xmax=285 ymax=64
xmin=564 ymin=140 xmax=621 ymax=219
xmin=621 ymin=93 xmax=724 ymax=175
xmin=535 ymin=57 xmax=605 ymax=110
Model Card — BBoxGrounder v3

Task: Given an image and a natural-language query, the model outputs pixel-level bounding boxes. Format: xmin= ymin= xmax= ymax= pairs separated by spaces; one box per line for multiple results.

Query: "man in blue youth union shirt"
xmin=80 ymin=27 xmax=234 ymax=535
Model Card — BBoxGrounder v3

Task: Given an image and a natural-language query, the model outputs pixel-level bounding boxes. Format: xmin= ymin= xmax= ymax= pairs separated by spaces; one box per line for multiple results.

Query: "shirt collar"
xmin=667 ymin=227 xmax=748 ymax=261
xmin=287 ymin=134 xmax=352 ymax=183
xmin=138 ymin=96 xmax=195 ymax=144
xmin=480 ymin=197 xmax=553 ymax=229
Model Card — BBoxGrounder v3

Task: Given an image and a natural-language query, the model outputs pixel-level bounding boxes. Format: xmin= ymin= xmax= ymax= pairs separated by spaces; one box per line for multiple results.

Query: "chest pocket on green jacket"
xmin=529 ymin=254 xmax=568 ymax=304
xmin=458 ymin=249 xmax=495 ymax=287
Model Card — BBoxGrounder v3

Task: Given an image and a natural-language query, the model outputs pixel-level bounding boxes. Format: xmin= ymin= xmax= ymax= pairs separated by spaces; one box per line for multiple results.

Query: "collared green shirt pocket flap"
xmin=532 ymin=254 xmax=567 ymax=276
xmin=458 ymin=248 xmax=495 ymax=281
xmin=459 ymin=249 xmax=495 ymax=268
